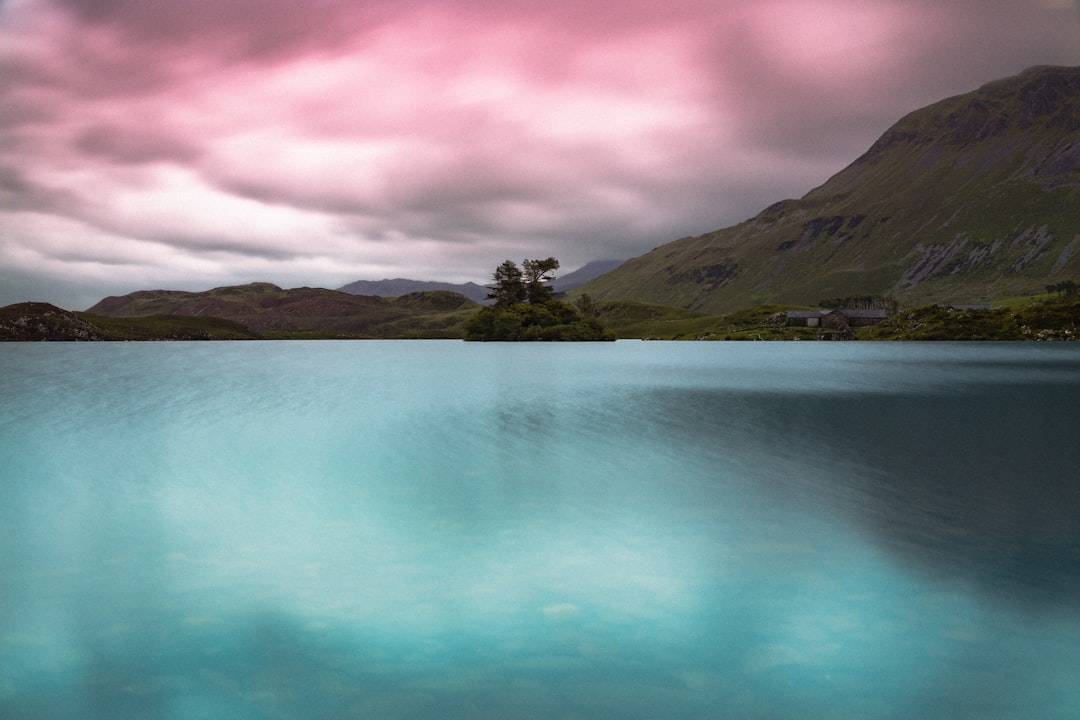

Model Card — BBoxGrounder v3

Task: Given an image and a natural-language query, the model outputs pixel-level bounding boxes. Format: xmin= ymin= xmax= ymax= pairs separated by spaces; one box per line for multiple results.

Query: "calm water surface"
xmin=1 ymin=341 xmax=1078 ymax=719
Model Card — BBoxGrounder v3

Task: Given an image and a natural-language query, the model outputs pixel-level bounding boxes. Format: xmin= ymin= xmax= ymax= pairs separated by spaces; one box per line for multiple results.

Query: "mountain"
xmin=577 ymin=66 xmax=1080 ymax=312
xmin=552 ymin=260 xmax=624 ymax=291
xmin=337 ymin=278 xmax=490 ymax=303
xmin=85 ymin=282 xmax=478 ymax=338
xmin=336 ymin=260 xmax=624 ymax=302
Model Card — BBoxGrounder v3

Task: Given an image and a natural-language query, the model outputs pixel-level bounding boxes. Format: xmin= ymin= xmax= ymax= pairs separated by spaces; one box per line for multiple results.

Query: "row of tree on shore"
xmin=1045 ymin=281 xmax=1078 ymax=300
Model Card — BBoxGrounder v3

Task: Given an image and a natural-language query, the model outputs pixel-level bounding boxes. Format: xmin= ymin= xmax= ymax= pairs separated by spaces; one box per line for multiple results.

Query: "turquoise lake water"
xmin=1 ymin=341 xmax=1079 ymax=719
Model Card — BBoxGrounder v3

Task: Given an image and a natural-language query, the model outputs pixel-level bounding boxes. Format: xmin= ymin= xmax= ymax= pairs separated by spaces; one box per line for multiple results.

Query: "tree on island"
xmin=522 ymin=257 xmax=559 ymax=304
xmin=488 ymin=260 xmax=527 ymax=306
xmin=465 ymin=258 xmax=615 ymax=341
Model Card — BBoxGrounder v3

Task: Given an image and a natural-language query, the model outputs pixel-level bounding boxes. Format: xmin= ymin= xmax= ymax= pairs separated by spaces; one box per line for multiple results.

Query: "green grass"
xmin=859 ymin=299 xmax=1080 ymax=340
xmin=590 ymin=301 xmax=719 ymax=339
xmin=594 ymin=301 xmax=827 ymax=340
xmin=374 ymin=308 xmax=477 ymax=338
xmin=78 ymin=313 xmax=262 ymax=340
xmin=993 ymin=291 xmax=1068 ymax=308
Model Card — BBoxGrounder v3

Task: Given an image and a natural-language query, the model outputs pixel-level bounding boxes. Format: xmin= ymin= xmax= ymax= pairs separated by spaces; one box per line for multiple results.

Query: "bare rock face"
xmin=0 ymin=303 xmax=106 ymax=341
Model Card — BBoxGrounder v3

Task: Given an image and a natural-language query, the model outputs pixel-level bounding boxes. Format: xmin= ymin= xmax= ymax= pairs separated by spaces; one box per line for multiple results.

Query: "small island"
xmin=464 ymin=258 xmax=615 ymax=341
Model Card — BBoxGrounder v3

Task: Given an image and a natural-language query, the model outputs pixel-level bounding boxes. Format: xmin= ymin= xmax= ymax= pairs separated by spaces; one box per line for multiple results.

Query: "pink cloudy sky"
xmin=2 ymin=0 xmax=1080 ymax=308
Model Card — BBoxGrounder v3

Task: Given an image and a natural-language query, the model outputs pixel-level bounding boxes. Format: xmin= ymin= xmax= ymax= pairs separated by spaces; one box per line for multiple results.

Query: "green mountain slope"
xmin=577 ymin=65 xmax=1080 ymax=312
xmin=86 ymin=283 xmax=478 ymax=338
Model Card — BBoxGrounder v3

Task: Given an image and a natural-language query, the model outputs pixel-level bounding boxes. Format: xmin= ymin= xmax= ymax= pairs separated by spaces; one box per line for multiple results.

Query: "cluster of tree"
xmin=486 ymin=258 xmax=560 ymax=305
xmin=1045 ymin=280 xmax=1078 ymax=299
xmin=464 ymin=258 xmax=615 ymax=341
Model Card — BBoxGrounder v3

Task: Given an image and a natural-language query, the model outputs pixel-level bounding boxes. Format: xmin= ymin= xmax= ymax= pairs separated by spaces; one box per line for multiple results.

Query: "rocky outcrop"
xmin=0 ymin=303 xmax=107 ymax=341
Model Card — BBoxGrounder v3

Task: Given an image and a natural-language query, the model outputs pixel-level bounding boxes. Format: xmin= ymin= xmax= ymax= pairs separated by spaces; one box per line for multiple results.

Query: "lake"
xmin=1 ymin=341 xmax=1079 ymax=719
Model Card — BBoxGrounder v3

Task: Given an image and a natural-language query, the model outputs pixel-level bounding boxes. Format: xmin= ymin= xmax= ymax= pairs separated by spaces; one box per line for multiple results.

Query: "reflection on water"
xmin=652 ymin=383 xmax=1080 ymax=606
xmin=1 ymin=341 xmax=1079 ymax=719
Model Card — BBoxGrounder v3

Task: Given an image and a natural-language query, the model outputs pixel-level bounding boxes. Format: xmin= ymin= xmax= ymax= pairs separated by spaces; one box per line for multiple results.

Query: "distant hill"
xmin=552 ymin=260 xmax=624 ymax=291
xmin=576 ymin=66 xmax=1080 ymax=312
xmin=0 ymin=302 xmax=260 ymax=340
xmin=337 ymin=278 xmax=490 ymax=303
xmin=336 ymin=260 xmax=624 ymax=302
xmin=84 ymin=282 xmax=479 ymax=338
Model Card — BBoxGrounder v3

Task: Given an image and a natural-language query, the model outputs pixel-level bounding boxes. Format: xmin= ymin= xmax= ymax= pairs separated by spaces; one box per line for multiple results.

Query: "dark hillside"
xmin=86 ymin=283 xmax=479 ymax=338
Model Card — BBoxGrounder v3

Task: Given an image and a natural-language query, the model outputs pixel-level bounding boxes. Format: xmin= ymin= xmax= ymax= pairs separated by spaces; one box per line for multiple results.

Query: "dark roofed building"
xmin=838 ymin=308 xmax=889 ymax=326
xmin=785 ymin=308 xmax=888 ymax=327
xmin=785 ymin=310 xmax=828 ymax=327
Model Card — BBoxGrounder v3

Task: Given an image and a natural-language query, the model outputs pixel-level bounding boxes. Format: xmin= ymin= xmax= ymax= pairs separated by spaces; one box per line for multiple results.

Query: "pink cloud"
xmin=2 ymin=0 xmax=1079 ymax=308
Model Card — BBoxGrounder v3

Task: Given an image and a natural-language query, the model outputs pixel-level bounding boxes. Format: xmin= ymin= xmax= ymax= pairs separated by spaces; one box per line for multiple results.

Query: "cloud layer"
xmin=3 ymin=0 xmax=1080 ymax=307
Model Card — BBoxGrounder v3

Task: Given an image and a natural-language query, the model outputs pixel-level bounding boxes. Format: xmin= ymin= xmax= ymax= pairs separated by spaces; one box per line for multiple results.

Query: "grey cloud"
xmin=151 ymin=237 xmax=306 ymax=262
xmin=0 ymin=165 xmax=83 ymax=213
xmin=692 ymin=0 xmax=1080 ymax=168
xmin=74 ymin=124 xmax=201 ymax=165
xmin=53 ymin=0 xmax=396 ymax=64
